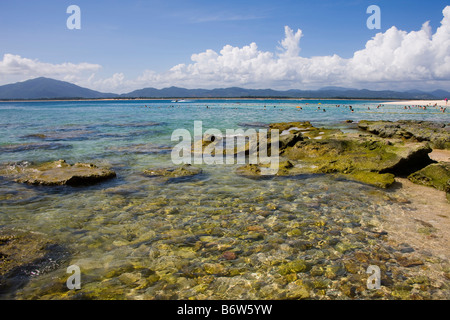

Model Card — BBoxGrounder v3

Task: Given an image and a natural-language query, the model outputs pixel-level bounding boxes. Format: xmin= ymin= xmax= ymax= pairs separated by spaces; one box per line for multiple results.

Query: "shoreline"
xmin=383 ymin=100 xmax=449 ymax=107
xmin=0 ymin=97 xmax=399 ymax=103
xmin=0 ymin=98 xmax=448 ymax=104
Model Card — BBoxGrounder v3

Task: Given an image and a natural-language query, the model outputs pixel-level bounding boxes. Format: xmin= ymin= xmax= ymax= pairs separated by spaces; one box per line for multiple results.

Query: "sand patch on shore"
xmin=383 ymin=100 xmax=449 ymax=107
xmin=383 ymin=178 xmax=449 ymax=261
xmin=429 ymin=149 xmax=450 ymax=163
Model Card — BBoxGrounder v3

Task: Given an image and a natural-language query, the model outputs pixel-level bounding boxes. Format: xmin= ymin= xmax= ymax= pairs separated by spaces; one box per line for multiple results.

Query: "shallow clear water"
xmin=0 ymin=99 xmax=449 ymax=300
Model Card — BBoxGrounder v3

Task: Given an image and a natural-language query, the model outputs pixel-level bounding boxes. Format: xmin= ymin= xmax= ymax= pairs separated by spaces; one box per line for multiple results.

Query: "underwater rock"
xmin=0 ymin=228 xmax=69 ymax=296
xmin=106 ymin=143 xmax=172 ymax=154
xmin=143 ymin=164 xmax=202 ymax=178
xmin=278 ymin=260 xmax=310 ymax=275
xmin=284 ymin=280 xmax=310 ymax=300
xmin=0 ymin=142 xmax=72 ymax=153
xmin=22 ymin=129 xmax=95 ymax=141
xmin=118 ymin=272 xmax=142 ymax=286
xmin=0 ymin=160 xmax=116 ymax=186
xmin=106 ymin=121 xmax=161 ymax=128
xmin=237 ymin=122 xmax=270 ymax=128
xmin=221 ymin=251 xmax=237 ymax=261
xmin=235 ymin=164 xmax=263 ymax=177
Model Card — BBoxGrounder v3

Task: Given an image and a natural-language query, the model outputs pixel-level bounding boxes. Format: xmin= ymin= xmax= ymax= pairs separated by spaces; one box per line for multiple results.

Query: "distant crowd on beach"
xmin=138 ymin=99 xmax=448 ymax=113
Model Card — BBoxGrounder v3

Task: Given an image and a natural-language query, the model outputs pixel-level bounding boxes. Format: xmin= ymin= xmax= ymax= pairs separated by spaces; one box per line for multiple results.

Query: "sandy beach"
xmin=384 ymin=100 xmax=449 ymax=107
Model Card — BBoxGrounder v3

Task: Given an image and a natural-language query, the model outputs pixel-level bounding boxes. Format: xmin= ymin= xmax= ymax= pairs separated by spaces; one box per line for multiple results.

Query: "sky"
xmin=0 ymin=0 xmax=449 ymax=93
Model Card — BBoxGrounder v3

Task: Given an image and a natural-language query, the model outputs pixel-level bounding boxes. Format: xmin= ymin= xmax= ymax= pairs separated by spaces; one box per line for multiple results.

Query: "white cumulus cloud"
xmin=0 ymin=54 xmax=101 ymax=85
xmin=113 ymin=5 xmax=450 ymax=92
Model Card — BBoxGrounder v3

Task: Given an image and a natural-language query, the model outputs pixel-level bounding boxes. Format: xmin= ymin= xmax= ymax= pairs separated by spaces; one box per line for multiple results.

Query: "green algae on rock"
xmin=0 ymin=228 xmax=69 ymax=295
xmin=343 ymin=171 xmax=395 ymax=189
xmin=408 ymin=163 xmax=450 ymax=201
xmin=0 ymin=160 xmax=116 ymax=186
xmin=236 ymin=121 xmax=434 ymax=188
xmin=408 ymin=163 xmax=450 ymax=191
xmin=143 ymin=164 xmax=202 ymax=179
xmin=358 ymin=120 xmax=450 ymax=149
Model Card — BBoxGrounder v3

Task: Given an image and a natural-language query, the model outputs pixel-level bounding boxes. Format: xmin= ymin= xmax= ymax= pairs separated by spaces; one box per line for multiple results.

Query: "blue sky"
xmin=1 ymin=1 xmax=449 ymax=92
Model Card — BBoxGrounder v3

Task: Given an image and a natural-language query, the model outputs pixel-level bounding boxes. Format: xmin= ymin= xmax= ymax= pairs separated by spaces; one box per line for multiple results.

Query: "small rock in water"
xmin=143 ymin=164 xmax=202 ymax=179
xmin=0 ymin=159 xmax=116 ymax=186
xmin=221 ymin=251 xmax=237 ymax=260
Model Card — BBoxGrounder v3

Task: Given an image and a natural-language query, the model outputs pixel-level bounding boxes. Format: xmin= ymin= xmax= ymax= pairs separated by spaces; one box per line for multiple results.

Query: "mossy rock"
xmin=236 ymin=121 xmax=434 ymax=188
xmin=284 ymin=138 xmax=431 ymax=176
xmin=235 ymin=164 xmax=262 ymax=177
xmin=285 ymin=280 xmax=311 ymax=300
xmin=358 ymin=120 xmax=450 ymax=149
xmin=343 ymin=171 xmax=396 ymax=189
xmin=408 ymin=163 xmax=450 ymax=192
xmin=0 ymin=160 xmax=116 ymax=186
xmin=278 ymin=260 xmax=310 ymax=275
xmin=269 ymin=122 xmax=313 ymax=132
xmin=144 ymin=164 xmax=202 ymax=178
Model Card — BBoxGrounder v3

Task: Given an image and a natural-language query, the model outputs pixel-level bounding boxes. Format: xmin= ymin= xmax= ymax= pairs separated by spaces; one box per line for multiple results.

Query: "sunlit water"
xmin=0 ymin=99 xmax=449 ymax=299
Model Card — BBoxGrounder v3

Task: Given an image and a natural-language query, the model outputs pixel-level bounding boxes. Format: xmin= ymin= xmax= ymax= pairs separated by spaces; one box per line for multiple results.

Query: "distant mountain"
xmin=319 ymin=86 xmax=354 ymax=91
xmin=123 ymin=86 xmax=440 ymax=99
xmin=0 ymin=77 xmax=117 ymax=100
xmin=431 ymin=89 xmax=450 ymax=99
xmin=0 ymin=77 xmax=448 ymax=100
xmin=122 ymin=86 xmax=287 ymax=98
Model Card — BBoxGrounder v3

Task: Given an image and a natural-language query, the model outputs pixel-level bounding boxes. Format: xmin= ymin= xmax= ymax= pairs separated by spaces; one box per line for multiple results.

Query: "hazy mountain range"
xmin=0 ymin=77 xmax=449 ymax=100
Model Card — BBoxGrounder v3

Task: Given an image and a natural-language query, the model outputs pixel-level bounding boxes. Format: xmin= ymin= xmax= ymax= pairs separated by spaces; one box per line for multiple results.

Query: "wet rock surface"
xmin=408 ymin=163 xmax=450 ymax=201
xmin=0 ymin=160 xmax=116 ymax=186
xmin=106 ymin=143 xmax=172 ymax=155
xmin=143 ymin=164 xmax=203 ymax=179
xmin=0 ymin=142 xmax=72 ymax=153
xmin=358 ymin=120 xmax=450 ymax=149
xmin=0 ymin=228 xmax=70 ymax=298
xmin=236 ymin=121 xmax=436 ymax=188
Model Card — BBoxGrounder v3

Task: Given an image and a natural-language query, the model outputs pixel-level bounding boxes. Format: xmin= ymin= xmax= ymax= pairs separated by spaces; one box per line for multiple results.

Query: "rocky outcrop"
xmin=408 ymin=163 xmax=450 ymax=201
xmin=143 ymin=164 xmax=202 ymax=179
xmin=236 ymin=121 xmax=436 ymax=189
xmin=358 ymin=120 xmax=450 ymax=149
xmin=0 ymin=160 xmax=116 ymax=186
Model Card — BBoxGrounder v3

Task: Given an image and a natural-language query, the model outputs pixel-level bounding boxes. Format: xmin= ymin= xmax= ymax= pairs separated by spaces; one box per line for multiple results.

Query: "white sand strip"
xmin=383 ymin=100 xmax=449 ymax=107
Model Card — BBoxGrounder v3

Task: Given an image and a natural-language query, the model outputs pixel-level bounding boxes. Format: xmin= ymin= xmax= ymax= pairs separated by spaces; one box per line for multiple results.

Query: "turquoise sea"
xmin=0 ymin=99 xmax=449 ymax=299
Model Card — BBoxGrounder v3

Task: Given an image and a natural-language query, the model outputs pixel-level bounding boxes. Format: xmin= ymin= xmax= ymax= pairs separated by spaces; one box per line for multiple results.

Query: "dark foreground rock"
xmin=0 ymin=228 xmax=69 ymax=297
xmin=0 ymin=160 xmax=116 ymax=186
